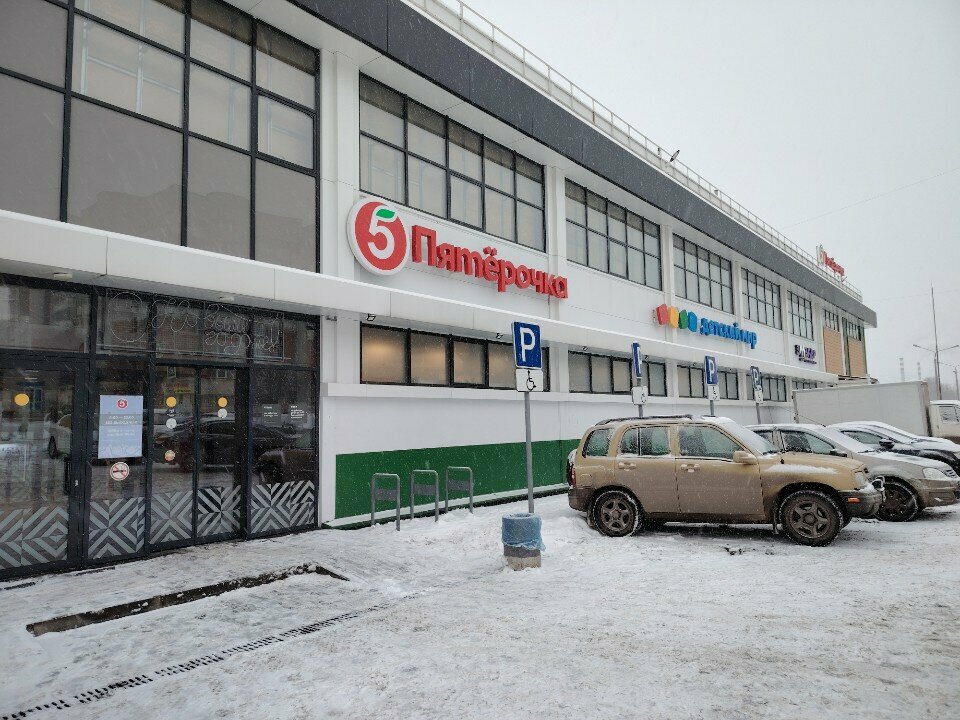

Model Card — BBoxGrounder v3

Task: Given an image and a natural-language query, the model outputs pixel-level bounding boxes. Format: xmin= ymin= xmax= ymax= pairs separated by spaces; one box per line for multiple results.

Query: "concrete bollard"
xmin=501 ymin=513 xmax=544 ymax=570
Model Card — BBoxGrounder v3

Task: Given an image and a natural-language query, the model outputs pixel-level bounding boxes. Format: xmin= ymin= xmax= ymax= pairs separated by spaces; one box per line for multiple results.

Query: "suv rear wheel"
xmin=591 ymin=489 xmax=641 ymax=537
xmin=876 ymin=480 xmax=920 ymax=522
xmin=779 ymin=490 xmax=843 ymax=547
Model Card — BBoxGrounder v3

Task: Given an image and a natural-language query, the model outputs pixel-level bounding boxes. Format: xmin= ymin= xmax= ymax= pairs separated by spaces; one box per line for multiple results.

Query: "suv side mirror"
xmin=878 ymin=439 xmax=895 ymax=450
xmin=732 ymin=450 xmax=758 ymax=465
xmin=830 ymin=449 xmax=848 ymax=457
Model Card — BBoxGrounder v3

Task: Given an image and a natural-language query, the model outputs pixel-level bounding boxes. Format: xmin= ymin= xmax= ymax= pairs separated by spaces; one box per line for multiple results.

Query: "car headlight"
xmin=922 ymin=467 xmax=948 ymax=480
xmin=854 ymin=471 xmax=868 ymax=488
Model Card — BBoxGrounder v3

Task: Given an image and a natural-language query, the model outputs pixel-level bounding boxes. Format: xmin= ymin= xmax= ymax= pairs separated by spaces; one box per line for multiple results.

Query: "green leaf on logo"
xmin=375 ymin=207 xmax=396 ymax=220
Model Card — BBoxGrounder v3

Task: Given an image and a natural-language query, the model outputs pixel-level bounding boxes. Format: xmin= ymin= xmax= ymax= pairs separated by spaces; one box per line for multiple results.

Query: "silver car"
xmin=749 ymin=423 xmax=960 ymax=522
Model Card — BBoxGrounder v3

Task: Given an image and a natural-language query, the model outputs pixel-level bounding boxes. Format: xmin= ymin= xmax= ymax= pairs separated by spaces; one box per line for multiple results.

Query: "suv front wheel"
xmin=591 ymin=489 xmax=641 ymax=537
xmin=779 ymin=490 xmax=843 ymax=547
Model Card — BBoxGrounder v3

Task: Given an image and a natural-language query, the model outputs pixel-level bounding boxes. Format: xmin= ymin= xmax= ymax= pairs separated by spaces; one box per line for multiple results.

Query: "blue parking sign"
xmin=750 ymin=365 xmax=762 ymax=391
xmin=704 ymin=355 xmax=718 ymax=386
xmin=631 ymin=342 xmax=643 ymax=379
xmin=512 ymin=322 xmax=542 ymax=369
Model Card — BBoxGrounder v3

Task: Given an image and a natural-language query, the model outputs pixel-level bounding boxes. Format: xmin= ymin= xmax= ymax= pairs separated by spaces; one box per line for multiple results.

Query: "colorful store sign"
xmin=795 ymin=344 xmax=817 ymax=364
xmin=816 ymin=245 xmax=845 ymax=278
xmin=655 ymin=304 xmax=758 ymax=350
xmin=348 ymin=197 xmax=568 ymax=299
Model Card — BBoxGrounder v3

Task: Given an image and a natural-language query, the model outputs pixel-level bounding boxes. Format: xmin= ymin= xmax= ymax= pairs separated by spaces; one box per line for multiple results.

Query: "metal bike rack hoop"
xmin=370 ymin=473 xmax=402 ymax=531
xmin=444 ymin=466 xmax=474 ymax=514
xmin=410 ymin=469 xmax=440 ymax=522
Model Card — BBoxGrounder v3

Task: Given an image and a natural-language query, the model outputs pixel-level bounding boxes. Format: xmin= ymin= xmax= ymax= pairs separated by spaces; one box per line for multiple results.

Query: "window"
xmin=781 ymin=430 xmax=834 ymax=455
xmin=843 ymin=318 xmax=864 ymax=341
xmin=678 ymin=365 xmax=705 ymax=399
xmin=620 ymin=426 xmax=671 ymax=456
xmin=582 ymin=428 xmax=612 ymax=457
xmin=359 ymin=76 xmax=545 ymax=250
xmin=742 ymin=269 xmax=782 ymax=329
xmin=719 ymin=369 xmax=739 ymax=400
xmin=0 ymin=75 xmax=63 ymax=220
xmin=842 ymin=430 xmax=883 ymax=446
xmin=0 ymin=279 xmax=90 ymax=352
xmin=938 ymin=405 xmax=960 ymax=423
xmin=792 ymin=379 xmax=818 ymax=391
xmin=645 ymin=360 xmax=667 ymax=397
xmin=360 ymin=326 xmax=548 ymax=390
xmin=0 ymin=0 xmax=321 ymax=269
xmin=564 ymin=180 xmax=661 ymax=288
xmin=0 ymin=0 xmax=68 ymax=86
xmin=619 ymin=427 xmax=639 ymax=455
xmin=760 ymin=375 xmax=788 ymax=403
xmin=752 ymin=429 xmax=775 ymax=444
xmin=673 ymin=236 xmax=732 ymax=312
xmin=824 ymin=309 xmax=840 ymax=332
xmin=679 ymin=426 xmax=742 ymax=460
xmin=568 ymin=352 xmax=651 ymax=394
xmin=789 ymin=292 xmax=814 ymax=339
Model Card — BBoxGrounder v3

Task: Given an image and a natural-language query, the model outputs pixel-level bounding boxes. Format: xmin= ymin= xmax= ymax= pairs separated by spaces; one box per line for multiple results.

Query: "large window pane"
xmin=568 ymin=353 xmax=590 ymax=392
xmin=407 ymin=157 xmax=446 ymax=217
xmin=258 ymin=96 xmax=312 ymax=168
xmin=73 ymin=17 xmax=183 ymax=126
xmin=0 ymin=281 xmax=89 ymax=352
xmin=483 ymin=141 xmax=513 ymax=194
xmin=566 ymin=222 xmax=587 ymax=265
xmin=612 ymin=359 xmax=631 ymax=393
xmin=588 ymin=231 xmax=608 ymax=272
xmin=516 ymin=157 xmax=543 ymax=207
xmin=627 ymin=248 xmax=644 ymax=285
xmin=359 ymin=77 xmax=403 ymax=146
xmin=410 ymin=333 xmax=448 ymax=385
xmin=450 ymin=175 xmax=481 ymax=227
xmin=517 ymin=203 xmax=544 ymax=251
xmin=190 ymin=0 xmax=252 ymax=79
xmin=609 ymin=242 xmax=627 ymax=277
xmin=0 ymin=75 xmax=63 ymax=220
xmin=487 ymin=343 xmax=514 ymax=389
xmin=453 ymin=341 xmax=485 ymax=386
xmin=78 ymin=0 xmax=185 ymax=50
xmin=565 ymin=181 xmax=585 ymax=223
xmin=68 ymin=100 xmax=182 ymax=243
xmin=0 ymin=0 xmax=67 ymax=86
xmin=407 ymin=101 xmax=444 ymax=164
xmin=190 ymin=65 xmax=250 ymax=149
xmin=187 ymin=138 xmax=250 ymax=259
xmin=361 ymin=326 xmax=406 ymax=383
xmin=360 ymin=135 xmax=403 ymax=203
xmin=255 ymin=25 xmax=315 ymax=108
xmin=484 ymin=189 xmax=514 ymax=242
xmin=448 ymin=123 xmax=481 ymax=180
xmin=255 ymin=161 xmax=315 ymax=271
xmin=590 ymin=355 xmax=612 ymax=393
xmin=98 ymin=291 xmax=149 ymax=353
xmin=646 ymin=362 xmax=667 ymax=396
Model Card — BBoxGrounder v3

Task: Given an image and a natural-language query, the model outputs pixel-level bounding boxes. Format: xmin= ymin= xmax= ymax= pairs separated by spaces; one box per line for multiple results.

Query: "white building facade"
xmin=0 ymin=0 xmax=875 ymax=577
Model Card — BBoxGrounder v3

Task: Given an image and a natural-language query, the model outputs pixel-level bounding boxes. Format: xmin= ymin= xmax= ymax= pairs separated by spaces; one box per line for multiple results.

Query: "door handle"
xmin=617 ymin=462 xmax=636 ymax=469
xmin=680 ymin=463 xmax=700 ymax=472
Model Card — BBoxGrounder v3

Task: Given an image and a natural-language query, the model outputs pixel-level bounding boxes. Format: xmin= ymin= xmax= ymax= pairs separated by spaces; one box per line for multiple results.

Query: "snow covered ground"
xmin=1 ymin=495 xmax=958 ymax=720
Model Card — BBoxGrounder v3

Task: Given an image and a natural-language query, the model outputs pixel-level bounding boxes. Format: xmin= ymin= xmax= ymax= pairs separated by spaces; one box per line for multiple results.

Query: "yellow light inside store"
xmin=13 ymin=393 xmax=30 ymax=407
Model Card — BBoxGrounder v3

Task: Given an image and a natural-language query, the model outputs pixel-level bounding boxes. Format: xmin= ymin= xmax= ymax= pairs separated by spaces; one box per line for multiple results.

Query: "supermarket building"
xmin=0 ymin=0 xmax=876 ymax=578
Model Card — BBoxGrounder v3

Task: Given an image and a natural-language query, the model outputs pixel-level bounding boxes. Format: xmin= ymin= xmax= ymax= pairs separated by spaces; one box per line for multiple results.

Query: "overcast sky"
xmin=468 ymin=0 xmax=960 ymax=389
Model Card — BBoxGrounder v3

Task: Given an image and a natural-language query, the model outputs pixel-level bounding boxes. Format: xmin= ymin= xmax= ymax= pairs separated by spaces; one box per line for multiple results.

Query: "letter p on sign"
xmin=512 ymin=322 xmax=542 ymax=369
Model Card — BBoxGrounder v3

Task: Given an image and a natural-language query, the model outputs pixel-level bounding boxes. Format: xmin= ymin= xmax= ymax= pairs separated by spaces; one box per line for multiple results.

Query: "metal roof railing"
xmin=403 ymin=0 xmax=862 ymax=302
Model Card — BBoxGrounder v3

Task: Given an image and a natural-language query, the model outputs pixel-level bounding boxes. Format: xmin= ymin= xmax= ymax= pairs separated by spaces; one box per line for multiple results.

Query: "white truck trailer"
xmin=792 ymin=381 xmax=960 ymax=442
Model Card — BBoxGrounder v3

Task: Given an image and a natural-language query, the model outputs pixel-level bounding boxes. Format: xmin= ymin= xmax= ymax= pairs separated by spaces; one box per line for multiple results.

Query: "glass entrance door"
xmin=150 ymin=365 xmax=245 ymax=548
xmin=0 ymin=358 xmax=84 ymax=576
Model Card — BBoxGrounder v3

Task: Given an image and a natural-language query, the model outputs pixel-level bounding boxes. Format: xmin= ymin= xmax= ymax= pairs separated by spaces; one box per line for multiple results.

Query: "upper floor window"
xmin=0 ymin=0 xmax=319 ymax=271
xmin=563 ymin=180 xmax=662 ymax=288
xmin=789 ymin=292 xmax=814 ymax=339
xmin=742 ymin=269 xmax=782 ymax=329
xmin=824 ymin=309 xmax=840 ymax=332
xmin=843 ymin=318 xmax=864 ymax=341
xmin=359 ymin=75 xmax=545 ymax=251
xmin=673 ymin=236 xmax=733 ymax=313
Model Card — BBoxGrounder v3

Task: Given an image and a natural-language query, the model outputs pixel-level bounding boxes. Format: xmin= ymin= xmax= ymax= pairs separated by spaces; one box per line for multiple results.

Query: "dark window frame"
xmin=824 ymin=308 xmax=841 ymax=332
xmin=359 ymin=323 xmax=550 ymax=391
xmin=673 ymin=235 xmax=733 ymax=313
xmin=563 ymin=179 xmax=662 ymax=289
xmin=789 ymin=292 xmax=814 ymax=340
xmin=0 ymin=0 xmax=321 ymax=271
xmin=359 ymin=74 xmax=546 ymax=251
xmin=741 ymin=268 xmax=782 ymax=329
xmin=568 ymin=350 xmax=666 ymax=397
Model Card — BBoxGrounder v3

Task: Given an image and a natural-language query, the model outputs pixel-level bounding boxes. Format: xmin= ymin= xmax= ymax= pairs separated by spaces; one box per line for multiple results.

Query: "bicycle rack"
xmin=444 ymin=467 xmax=474 ymax=514
xmin=370 ymin=473 xmax=401 ymax=531
xmin=410 ymin=469 xmax=440 ymax=522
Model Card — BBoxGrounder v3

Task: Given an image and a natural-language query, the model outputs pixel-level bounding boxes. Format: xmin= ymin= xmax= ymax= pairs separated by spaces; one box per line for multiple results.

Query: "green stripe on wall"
xmin=335 ymin=438 xmax=579 ymax=519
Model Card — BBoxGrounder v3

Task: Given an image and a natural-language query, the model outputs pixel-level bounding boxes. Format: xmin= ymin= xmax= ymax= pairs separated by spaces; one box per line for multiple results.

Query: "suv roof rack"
xmin=596 ymin=414 xmax=694 ymax=425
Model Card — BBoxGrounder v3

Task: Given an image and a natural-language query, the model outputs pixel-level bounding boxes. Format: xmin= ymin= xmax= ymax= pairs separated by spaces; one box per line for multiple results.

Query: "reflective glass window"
xmin=0 ymin=0 xmax=67 ymax=86
xmin=187 ymin=138 xmax=251 ymax=259
xmin=254 ymin=160 xmax=316 ymax=271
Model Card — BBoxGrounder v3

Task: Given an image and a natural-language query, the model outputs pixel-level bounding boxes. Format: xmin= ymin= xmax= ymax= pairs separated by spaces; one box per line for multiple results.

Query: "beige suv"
xmin=567 ymin=415 xmax=881 ymax=547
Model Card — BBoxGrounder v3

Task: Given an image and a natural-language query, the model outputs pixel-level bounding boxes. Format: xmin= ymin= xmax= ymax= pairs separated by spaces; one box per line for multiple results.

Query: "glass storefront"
xmin=0 ymin=276 xmax=319 ymax=579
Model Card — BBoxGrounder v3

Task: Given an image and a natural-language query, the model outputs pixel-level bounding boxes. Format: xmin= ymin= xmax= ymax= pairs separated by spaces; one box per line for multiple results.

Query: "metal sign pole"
xmin=755 ymin=400 xmax=762 ymax=424
xmin=524 ymin=389 xmax=534 ymax=513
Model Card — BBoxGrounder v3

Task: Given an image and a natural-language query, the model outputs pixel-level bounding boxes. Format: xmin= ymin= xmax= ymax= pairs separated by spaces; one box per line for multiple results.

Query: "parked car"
xmin=853 ymin=420 xmax=958 ymax=449
xmin=749 ymin=423 xmax=959 ymax=522
xmin=567 ymin=415 xmax=880 ymax=547
xmin=830 ymin=422 xmax=960 ymax=474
